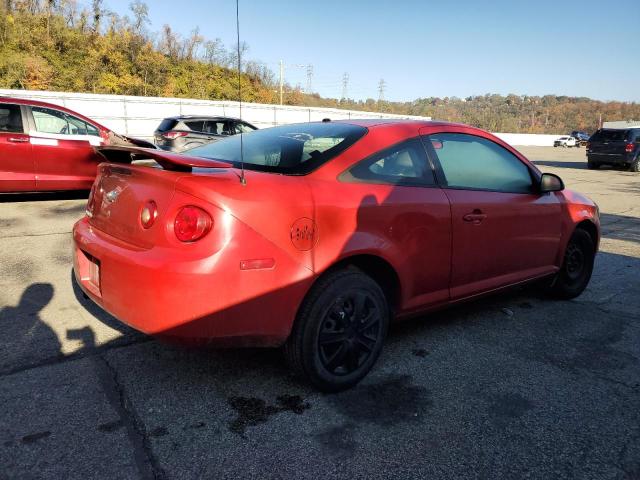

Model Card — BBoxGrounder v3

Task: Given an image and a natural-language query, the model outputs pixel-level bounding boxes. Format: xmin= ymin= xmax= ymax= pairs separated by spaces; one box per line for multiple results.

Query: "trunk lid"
xmin=87 ymin=164 xmax=184 ymax=248
xmin=86 ymin=147 xmax=233 ymax=249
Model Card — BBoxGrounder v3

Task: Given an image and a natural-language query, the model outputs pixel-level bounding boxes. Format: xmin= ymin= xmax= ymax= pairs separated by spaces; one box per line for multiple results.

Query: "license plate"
xmin=89 ymin=258 xmax=100 ymax=289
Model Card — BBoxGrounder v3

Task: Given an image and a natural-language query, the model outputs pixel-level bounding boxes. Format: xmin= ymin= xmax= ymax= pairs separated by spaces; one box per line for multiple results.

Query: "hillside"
xmin=1 ymin=1 xmax=638 ymax=134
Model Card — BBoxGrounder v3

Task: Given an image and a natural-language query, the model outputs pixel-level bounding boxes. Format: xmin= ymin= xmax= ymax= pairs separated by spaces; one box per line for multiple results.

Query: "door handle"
xmin=463 ymin=210 xmax=487 ymax=224
xmin=8 ymin=137 xmax=29 ymax=143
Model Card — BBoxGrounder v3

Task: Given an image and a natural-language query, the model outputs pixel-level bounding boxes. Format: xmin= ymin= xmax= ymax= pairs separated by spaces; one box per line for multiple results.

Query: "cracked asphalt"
xmin=1 ymin=147 xmax=639 ymax=479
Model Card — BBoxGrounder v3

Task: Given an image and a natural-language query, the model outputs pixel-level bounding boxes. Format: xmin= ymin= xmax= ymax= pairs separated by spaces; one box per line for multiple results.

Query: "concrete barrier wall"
xmin=493 ymin=133 xmax=564 ymax=147
xmin=0 ymin=89 xmax=430 ymax=141
xmin=0 ymin=89 xmax=564 ymax=146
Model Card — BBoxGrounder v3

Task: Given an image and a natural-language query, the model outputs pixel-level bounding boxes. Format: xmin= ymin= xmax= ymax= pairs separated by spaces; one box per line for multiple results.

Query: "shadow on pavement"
xmin=532 ymin=160 xmax=587 ymax=170
xmin=0 ymin=283 xmax=61 ymax=373
xmin=0 ymin=190 xmax=89 ymax=203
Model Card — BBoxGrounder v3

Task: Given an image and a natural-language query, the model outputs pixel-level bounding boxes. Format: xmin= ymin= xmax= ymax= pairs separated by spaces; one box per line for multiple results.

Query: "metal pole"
xmin=279 ymin=60 xmax=284 ymax=106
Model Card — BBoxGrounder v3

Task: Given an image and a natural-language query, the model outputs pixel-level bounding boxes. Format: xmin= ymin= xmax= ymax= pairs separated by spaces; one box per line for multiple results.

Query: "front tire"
xmin=284 ymin=268 xmax=389 ymax=392
xmin=548 ymin=229 xmax=595 ymax=299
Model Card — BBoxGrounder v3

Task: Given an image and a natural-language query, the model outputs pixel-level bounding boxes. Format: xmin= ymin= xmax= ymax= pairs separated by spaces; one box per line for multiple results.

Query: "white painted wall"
xmin=0 ymin=89 xmax=565 ymax=146
xmin=0 ymin=89 xmax=430 ymax=141
xmin=493 ymin=133 xmax=565 ymax=147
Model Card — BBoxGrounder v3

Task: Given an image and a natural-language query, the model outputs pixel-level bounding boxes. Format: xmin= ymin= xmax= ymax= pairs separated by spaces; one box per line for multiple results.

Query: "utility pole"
xmin=378 ymin=79 xmax=386 ymax=103
xmin=306 ymin=64 xmax=314 ymax=94
xmin=341 ymin=73 xmax=349 ymax=101
xmin=279 ymin=60 xmax=284 ymax=105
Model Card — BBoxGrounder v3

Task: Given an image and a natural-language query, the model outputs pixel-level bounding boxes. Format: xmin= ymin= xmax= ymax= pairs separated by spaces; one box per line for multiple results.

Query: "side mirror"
xmin=540 ymin=173 xmax=564 ymax=193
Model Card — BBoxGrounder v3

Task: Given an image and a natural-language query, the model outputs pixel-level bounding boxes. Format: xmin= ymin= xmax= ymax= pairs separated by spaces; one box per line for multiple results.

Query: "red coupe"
xmin=0 ymin=97 xmax=153 ymax=193
xmin=73 ymin=120 xmax=599 ymax=391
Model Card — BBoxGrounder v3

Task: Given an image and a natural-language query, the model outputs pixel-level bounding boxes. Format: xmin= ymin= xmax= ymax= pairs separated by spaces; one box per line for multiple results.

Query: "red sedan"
xmin=73 ymin=120 xmax=599 ymax=391
xmin=0 ymin=97 xmax=153 ymax=193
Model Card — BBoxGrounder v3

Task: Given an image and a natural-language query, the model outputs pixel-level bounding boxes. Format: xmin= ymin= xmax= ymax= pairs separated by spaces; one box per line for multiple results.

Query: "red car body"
xmin=0 ymin=96 xmax=152 ymax=193
xmin=72 ymin=120 xmax=600 ymax=351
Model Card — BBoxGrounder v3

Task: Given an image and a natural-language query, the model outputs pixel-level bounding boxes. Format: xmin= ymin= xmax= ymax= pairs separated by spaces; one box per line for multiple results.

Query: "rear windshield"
xmin=187 ymin=122 xmax=367 ymax=174
xmin=590 ymin=129 xmax=629 ymax=142
xmin=157 ymin=118 xmax=177 ymax=132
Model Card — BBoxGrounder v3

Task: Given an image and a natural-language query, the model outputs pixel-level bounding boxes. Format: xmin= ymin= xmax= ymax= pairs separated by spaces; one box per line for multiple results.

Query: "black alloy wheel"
xmin=317 ymin=291 xmax=381 ymax=376
xmin=284 ymin=268 xmax=389 ymax=392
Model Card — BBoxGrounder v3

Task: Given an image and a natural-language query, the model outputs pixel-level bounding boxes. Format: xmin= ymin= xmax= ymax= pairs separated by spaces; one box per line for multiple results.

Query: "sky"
xmin=105 ymin=0 xmax=638 ymax=103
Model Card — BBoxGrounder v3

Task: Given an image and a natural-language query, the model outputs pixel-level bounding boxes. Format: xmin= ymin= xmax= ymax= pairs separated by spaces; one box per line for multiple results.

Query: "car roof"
xmin=331 ymin=118 xmax=469 ymax=129
xmin=166 ymin=115 xmax=246 ymax=122
xmin=0 ymin=95 xmax=109 ymax=131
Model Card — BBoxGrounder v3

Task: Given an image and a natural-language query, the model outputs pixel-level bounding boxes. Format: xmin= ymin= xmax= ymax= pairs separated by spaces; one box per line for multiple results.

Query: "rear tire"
xmin=629 ymin=157 xmax=640 ymax=172
xmin=587 ymin=160 xmax=599 ymax=170
xmin=547 ymin=229 xmax=595 ymax=299
xmin=284 ymin=268 xmax=389 ymax=392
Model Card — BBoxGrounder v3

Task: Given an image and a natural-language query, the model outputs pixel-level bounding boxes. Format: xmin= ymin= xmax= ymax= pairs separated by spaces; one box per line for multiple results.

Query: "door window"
xmin=427 ymin=133 xmax=533 ymax=193
xmin=343 ymin=138 xmax=435 ymax=186
xmin=203 ymin=121 xmax=225 ymax=135
xmin=0 ymin=104 xmax=24 ymax=133
xmin=32 ymin=107 xmax=99 ymax=136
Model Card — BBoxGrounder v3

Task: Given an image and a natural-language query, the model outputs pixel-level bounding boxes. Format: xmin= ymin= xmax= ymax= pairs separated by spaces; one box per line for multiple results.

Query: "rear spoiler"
xmin=95 ymin=146 xmax=232 ymax=172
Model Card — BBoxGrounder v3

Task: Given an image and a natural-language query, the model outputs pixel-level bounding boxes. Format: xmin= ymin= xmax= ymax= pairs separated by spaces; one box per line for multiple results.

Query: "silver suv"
xmin=154 ymin=116 xmax=257 ymax=152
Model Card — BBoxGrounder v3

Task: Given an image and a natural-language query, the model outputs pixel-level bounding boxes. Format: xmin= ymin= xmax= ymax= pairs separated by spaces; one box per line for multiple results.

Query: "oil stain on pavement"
xmin=227 ymin=394 xmax=311 ymax=436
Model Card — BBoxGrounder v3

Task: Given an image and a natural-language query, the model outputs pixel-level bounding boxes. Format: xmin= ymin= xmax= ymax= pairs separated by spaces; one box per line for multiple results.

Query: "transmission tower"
xmin=378 ymin=79 xmax=386 ymax=103
xmin=341 ymin=73 xmax=349 ymax=100
xmin=305 ymin=65 xmax=314 ymax=94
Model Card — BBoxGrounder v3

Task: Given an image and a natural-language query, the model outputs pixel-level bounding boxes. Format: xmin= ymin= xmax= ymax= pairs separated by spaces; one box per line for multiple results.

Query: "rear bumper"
xmin=587 ymin=153 xmax=632 ymax=164
xmin=73 ymin=217 xmax=314 ymax=346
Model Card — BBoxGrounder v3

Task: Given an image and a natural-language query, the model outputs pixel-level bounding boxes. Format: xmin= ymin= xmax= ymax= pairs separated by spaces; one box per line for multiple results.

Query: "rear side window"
xmin=590 ymin=129 xmax=629 ymax=142
xmin=343 ymin=138 xmax=435 ymax=186
xmin=183 ymin=120 xmax=205 ymax=132
xmin=157 ymin=119 xmax=177 ymax=132
xmin=32 ymin=107 xmax=99 ymax=136
xmin=427 ymin=133 xmax=533 ymax=193
xmin=0 ymin=104 xmax=23 ymax=133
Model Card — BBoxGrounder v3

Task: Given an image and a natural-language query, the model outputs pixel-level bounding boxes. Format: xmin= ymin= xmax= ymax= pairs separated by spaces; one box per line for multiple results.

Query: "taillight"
xmin=140 ymin=200 xmax=158 ymax=229
xmin=174 ymin=206 xmax=212 ymax=242
xmin=625 ymin=143 xmax=634 ymax=153
xmin=162 ymin=131 xmax=189 ymax=140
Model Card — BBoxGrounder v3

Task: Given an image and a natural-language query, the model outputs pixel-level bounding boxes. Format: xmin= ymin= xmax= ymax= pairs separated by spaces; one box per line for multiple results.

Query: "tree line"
xmin=1 ymin=1 xmax=638 ymax=134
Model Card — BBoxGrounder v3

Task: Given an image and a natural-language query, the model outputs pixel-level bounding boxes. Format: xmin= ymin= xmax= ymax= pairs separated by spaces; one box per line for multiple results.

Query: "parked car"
xmin=153 ymin=115 xmax=257 ymax=152
xmin=587 ymin=128 xmax=640 ymax=171
xmin=554 ymin=136 xmax=577 ymax=148
xmin=73 ymin=120 xmax=600 ymax=391
xmin=570 ymin=130 xmax=590 ymax=146
xmin=0 ymin=97 xmax=155 ymax=193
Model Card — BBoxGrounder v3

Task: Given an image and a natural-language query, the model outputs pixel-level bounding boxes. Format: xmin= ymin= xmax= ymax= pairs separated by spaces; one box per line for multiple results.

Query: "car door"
xmin=423 ymin=131 xmax=562 ymax=300
xmin=27 ymin=105 xmax=103 ymax=191
xmin=0 ymin=103 xmax=35 ymax=192
xmin=339 ymin=137 xmax=452 ymax=310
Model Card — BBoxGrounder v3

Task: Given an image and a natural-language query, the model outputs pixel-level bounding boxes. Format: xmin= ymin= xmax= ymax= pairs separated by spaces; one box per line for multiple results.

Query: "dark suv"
xmin=587 ymin=128 xmax=640 ymax=171
xmin=154 ymin=116 xmax=257 ymax=152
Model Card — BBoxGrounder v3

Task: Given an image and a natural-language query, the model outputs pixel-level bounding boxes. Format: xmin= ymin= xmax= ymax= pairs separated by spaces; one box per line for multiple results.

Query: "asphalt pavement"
xmin=1 ymin=146 xmax=638 ymax=479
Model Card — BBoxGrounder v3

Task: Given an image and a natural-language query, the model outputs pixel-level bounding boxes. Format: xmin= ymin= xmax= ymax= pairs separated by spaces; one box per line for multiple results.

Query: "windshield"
xmin=186 ymin=122 xmax=367 ymax=174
